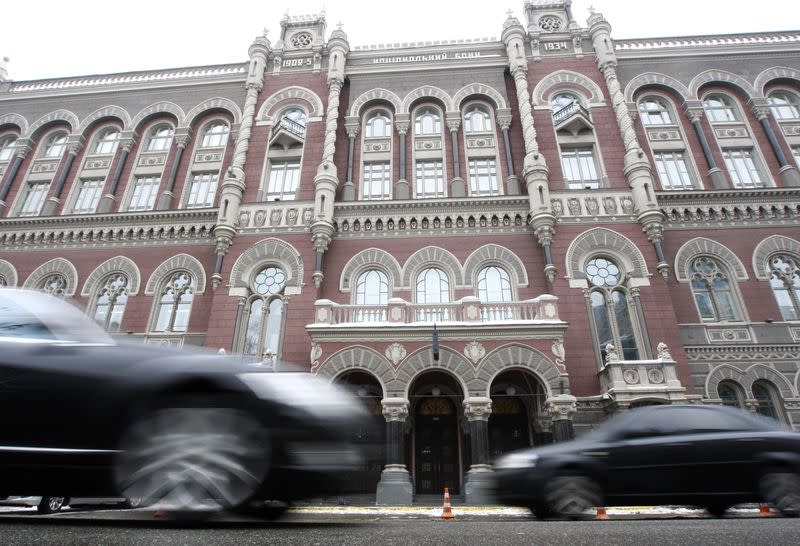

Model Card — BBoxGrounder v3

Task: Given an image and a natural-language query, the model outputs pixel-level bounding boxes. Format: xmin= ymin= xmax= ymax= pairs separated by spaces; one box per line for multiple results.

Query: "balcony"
xmin=270 ymin=116 xmax=306 ymax=149
xmin=598 ymin=343 xmax=687 ymax=406
xmin=552 ymin=101 xmax=593 ymax=136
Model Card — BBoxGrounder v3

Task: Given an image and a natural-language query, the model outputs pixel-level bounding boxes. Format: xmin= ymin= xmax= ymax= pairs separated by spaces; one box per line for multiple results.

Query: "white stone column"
xmin=463 ymin=397 xmax=494 ymax=505
xmin=376 ymin=397 xmax=413 ymax=505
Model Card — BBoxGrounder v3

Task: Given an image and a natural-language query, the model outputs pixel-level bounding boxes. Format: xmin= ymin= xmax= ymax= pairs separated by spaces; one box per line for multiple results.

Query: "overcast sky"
xmin=2 ymin=0 xmax=798 ymax=82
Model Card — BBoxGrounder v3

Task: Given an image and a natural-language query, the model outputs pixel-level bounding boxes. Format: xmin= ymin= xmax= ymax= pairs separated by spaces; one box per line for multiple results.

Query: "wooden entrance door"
xmin=415 ymin=398 xmax=459 ymax=495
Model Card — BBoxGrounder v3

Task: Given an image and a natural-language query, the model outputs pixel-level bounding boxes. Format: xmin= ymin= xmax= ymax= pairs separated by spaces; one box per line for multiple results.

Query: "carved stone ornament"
xmin=551 ymin=198 xmax=564 ymax=217
xmin=463 ymin=398 xmax=492 ymax=422
xmin=603 ymin=197 xmax=618 ymax=215
xmin=620 ymin=197 xmax=635 ymax=214
xmin=545 ymin=394 xmax=578 ymax=421
xmin=238 ymin=211 xmax=250 ymax=228
xmin=464 ymin=341 xmax=486 ymax=365
xmin=286 ymin=208 xmax=298 ymax=225
xmin=647 ymin=368 xmax=665 ymax=384
xmin=382 ymin=398 xmax=410 ymax=422
xmin=538 ymin=15 xmax=563 ymax=32
xmin=551 ymin=338 xmax=566 ymax=373
xmin=568 ymin=198 xmax=581 ymax=216
xmin=302 ymin=208 xmax=314 ymax=226
xmin=585 ymin=197 xmax=599 ymax=216
xmin=656 ymin=342 xmax=673 ymax=360
xmin=310 ymin=341 xmax=322 ymax=367
xmin=623 ymin=369 xmax=640 ymax=384
xmin=605 ymin=343 xmax=620 ymax=363
xmin=385 ymin=342 xmax=407 ymax=367
xmin=253 ymin=209 xmax=267 ymax=227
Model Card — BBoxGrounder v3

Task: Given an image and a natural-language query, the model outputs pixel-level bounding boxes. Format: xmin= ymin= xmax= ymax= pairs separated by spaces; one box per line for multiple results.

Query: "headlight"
xmin=494 ymin=452 xmax=539 ymax=470
xmin=237 ymin=372 xmax=366 ymax=419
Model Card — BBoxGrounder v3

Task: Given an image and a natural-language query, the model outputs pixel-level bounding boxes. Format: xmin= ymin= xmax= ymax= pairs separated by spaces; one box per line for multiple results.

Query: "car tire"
xmin=37 ymin=497 xmax=66 ymax=514
xmin=529 ymin=504 xmax=554 ymax=520
xmin=543 ymin=475 xmax=602 ymax=520
xmin=122 ymin=497 xmax=143 ymax=509
xmin=114 ymin=397 xmax=269 ymax=514
xmin=233 ymin=499 xmax=291 ymax=520
xmin=760 ymin=471 xmax=800 ymax=517
xmin=705 ymin=504 xmax=730 ymax=518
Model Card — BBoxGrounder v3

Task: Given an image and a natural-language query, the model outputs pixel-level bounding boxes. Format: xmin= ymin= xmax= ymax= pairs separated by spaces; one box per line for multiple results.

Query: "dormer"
xmin=525 ymin=0 xmax=574 ymax=35
xmin=278 ymin=13 xmax=326 ymax=50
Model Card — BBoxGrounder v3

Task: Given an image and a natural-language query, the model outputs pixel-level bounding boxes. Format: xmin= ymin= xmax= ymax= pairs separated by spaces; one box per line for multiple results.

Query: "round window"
xmin=290 ymin=32 xmax=313 ymax=48
xmin=586 ymin=258 xmax=621 ymax=287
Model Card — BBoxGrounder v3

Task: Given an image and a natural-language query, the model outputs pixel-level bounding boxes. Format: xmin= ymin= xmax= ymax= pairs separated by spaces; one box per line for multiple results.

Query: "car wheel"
xmin=529 ymin=504 xmax=554 ymax=520
xmin=233 ymin=499 xmax=290 ymax=520
xmin=543 ymin=475 xmax=602 ymax=520
xmin=114 ymin=399 xmax=269 ymax=514
xmin=705 ymin=504 xmax=730 ymax=518
xmin=37 ymin=497 xmax=66 ymax=514
xmin=122 ymin=497 xmax=143 ymax=509
xmin=761 ymin=472 xmax=800 ymax=517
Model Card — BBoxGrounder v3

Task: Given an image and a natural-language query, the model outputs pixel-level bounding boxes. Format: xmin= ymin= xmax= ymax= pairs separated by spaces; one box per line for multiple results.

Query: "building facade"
xmin=1 ymin=1 xmax=799 ymax=504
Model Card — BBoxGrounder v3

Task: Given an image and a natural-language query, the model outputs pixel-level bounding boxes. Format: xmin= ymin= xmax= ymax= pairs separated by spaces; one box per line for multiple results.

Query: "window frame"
xmin=199 ymin=121 xmax=230 ymax=149
xmin=71 ymin=178 xmax=105 ymax=214
xmin=638 ymin=97 xmax=673 ymax=126
xmin=689 ymin=256 xmax=743 ymax=323
xmin=127 ymin=175 xmax=161 ymax=212
xmin=414 ymin=160 xmax=446 ymax=198
xmin=40 ymin=131 xmax=69 ymax=159
xmin=463 ymin=104 xmax=492 ymax=134
xmin=703 ymin=94 xmax=739 ymax=123
xmin=151 ymin=271 xmax=196 ymax=333
xmin=0 ymin=134 xmax=18 ymax=162
xmin=766 ymin=253 xmax=800 ymax=321
xmin=91 ymin=273 xmax=129 ymax=332
xmin=239 ymin=266 xmax=287 ymax=359
xmin=414 ymin=107 xmax=442 ymax=136
xmin=361 ymin=161 xmax=392 ymax=200
xmin=185 ymin=172 xmax=219 ymax=209
xmin=365 ymin=110 xmax=392 ymax=139
xmin=654 ymin=150 xmax=695 ymax=190
xmin=560 ymin=146 xmax=600 ymax=189
xmin=92 ymin=127 xmax=121 ymax=156
xmin=767 ymin=90 xmax=800 ymax=120
xmin=146 ymin=124 xmax=174 ymax=152
xmin=722 ymin=147 xmax=765 ymax=189
xmin=265 ymin=160 xmax=300 ymax=201
xmin=17 ymin=181 xmax=50 ymax=217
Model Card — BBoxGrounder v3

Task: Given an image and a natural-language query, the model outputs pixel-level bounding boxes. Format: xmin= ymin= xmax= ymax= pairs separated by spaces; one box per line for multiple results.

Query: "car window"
xmin=618 ymin=407 xmax=761 ymax=439
xmin=0 ymin=294 xmax=56 ymax=339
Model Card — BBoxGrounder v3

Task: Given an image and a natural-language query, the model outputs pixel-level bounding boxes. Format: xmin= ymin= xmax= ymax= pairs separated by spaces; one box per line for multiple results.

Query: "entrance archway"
xmin=334 ymin=371 xmax=386 ymax=494
xmin=489 ymin=369 xmax=548 ymax=460
xmin=409 ymin=371 xmax=464 ymax=495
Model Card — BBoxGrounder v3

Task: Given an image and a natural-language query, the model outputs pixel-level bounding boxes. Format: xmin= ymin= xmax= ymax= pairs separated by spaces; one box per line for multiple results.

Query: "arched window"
xmin=768 ymin=91 xmax=800 ymax=120
xmin=718 ymin=381 xmax=744 ymax=408
xmin=477 ymin=266 xmax=512 ymax=302
xmin=464 ymin=105 xmax=492 ymax=133
xmin=93 ymin=128 xmax=120 ymax=155
xmin=703 ymin=94 xmax=739 ymax=123
xmin=41 ymin=132 xmax=68 ymax=158
xmin=752 ymin=381 xmax=783 ymax=421
xmin=767 ymin=254 xmax=800 ymax=321
xmin=550 ymin=92 xmax=582 ymax=113
xmin=639 ymin=98 xmax=673 ymax=125
xmin=200 ymin=122 xmax=230 ymax=148
xmin=355 ymin=269 xmax=389 ymax=322
xmin=0 ymin=134 xmax=17 ymax=161
xmin=38 ymin=273 xmax=68 ymax=297
xmin=586 ymin=257 xmax=640 ymax=361
xmin=278 ymin=107 xmax=307 ymax=133
xmin=92 ymin=274 xmax=128 ymax=332
xmin=415 ymin=267 xmax=450 ymax=321
xmin=690 ymin=257 xmax=741 ymax=322
xmin=153 ymin=271 xmax=195 ymax=332
xmin=414 ymin=107 xmax=441 ymax=135
xmin=365 ymin=110 xmax=391 ymax=138
xmin=146 ymin=124 xmax=174 ymax=152
xmin=242 ymin=266 xmax=286 ymax=358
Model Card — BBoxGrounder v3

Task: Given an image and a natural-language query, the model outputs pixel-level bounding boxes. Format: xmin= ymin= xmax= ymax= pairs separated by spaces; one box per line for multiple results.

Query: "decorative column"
xmin=41 ymin=136 xmax=84 ymax=216
xmin=463 ymin=397 xmax=494 ymax=505
xmin=446 ymin=113 xmax=466 ymax=197
xmin=496 ymin=108 xmax=520 ymax=195
xmin=628 ymin=287 xmax=652 ymax=359
xmin=376 ymin=398 xmax=413 ymax=505
xmin=156 ymin=128 xmax=191 ymax=210
xmin=682 ymin=102 xmax=728 ymax=189
xmin=341 ymin=116 xmax=359 ymax=201
xmin=502 ymin=14 xmax=557 ymax=283
xmin=749 ymin=99 xmax=800 ymax=187
xmin=589 ymin=11 xmax=669 ymax=279
xmin=0 ymin=141 xmax=31 ymax=216
xmin=546 ymin=393 xmax=578 ymax=442
xmin=96 ymin=132 xmax=136 ymax=214
xmin=394 ymin=115 xmax=410 ymax=199
xmin=310 ymin=27 xmax=349 ymax=288
xmin=210 ymin=31 xmax=271 ymax=289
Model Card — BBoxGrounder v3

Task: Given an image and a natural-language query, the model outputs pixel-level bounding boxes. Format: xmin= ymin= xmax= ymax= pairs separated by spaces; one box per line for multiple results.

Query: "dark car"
xmin=493 ymin=405 xmax=800 ymax=519
xmin=0 ymin=288 xmax=369 ymax=517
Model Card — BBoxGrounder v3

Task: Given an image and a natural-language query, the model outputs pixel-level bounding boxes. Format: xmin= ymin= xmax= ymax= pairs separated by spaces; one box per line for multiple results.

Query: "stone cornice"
xmin=615 ymin=31 xmax=800 ymax=60
xmin=306 ymin=322 xmax=568 ymax=343
xmin=659 ymin=188 xmax=800 ymax=229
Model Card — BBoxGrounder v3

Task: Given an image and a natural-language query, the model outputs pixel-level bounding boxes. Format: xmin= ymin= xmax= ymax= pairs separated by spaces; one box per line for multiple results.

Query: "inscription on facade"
xmin=372 ymin=51 xmax=481 ymax=64
xmin=542 ymin=42 xmax=569 ymax=51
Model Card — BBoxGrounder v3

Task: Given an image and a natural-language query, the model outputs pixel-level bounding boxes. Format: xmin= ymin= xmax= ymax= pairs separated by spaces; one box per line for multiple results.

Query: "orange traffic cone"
xmin=440 ymin=487 xmax=455 ymax=520
xmin=759 ymin=504 xmax=774 ymax=517
xmin=595 ymin=507 xmax=610 ymax=520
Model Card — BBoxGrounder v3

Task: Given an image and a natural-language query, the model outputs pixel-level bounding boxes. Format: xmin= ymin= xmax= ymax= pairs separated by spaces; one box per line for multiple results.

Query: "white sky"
xmin=2 ymin=0 xmax=798 ymax=82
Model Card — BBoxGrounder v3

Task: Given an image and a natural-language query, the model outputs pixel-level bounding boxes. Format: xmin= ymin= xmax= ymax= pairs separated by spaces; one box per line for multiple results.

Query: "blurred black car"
xmin=0 ymin=288 xmax=369 ymax=517
xmin=494 ymin=405 xmax=800 ymax=519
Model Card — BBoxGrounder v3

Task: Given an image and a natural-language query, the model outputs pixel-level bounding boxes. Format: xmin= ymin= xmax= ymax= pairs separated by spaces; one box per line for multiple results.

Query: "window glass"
xmin=703 ymin=95 xmax=738 ymax=123
xmin=153 ymin=272 xmax=195 ymax=332
xmin=186 ymin=173 xmax=219 ymax=209
xmin=365 ymin=111 xmax=391 ymax=138
xmin=753 ymin=382 xmax=781 ymax=420
xmin=468 ymin=159 xmax=500 ymax=196
xmin=767 ymin=254 xmax=800 ymax=321
xmin=356 ymin=270 xmax=389 ymax=305
xmin=639 ymin=98 xmax=673 ymax=125
xmin=200 ymin=122 xmax=229 ymax=148
xmin=0 ymin=135 xmax=18 ymax=161
xmin=243 ymin=266 xmax=286 ymax=357
xmin=266 ymin=161 xmax=299 ymax=201
xmin=723 ymin=148 xmax=764 ymax=189
xmin=690 ymin=257 xmax=740 ymax=322
xmin=128 ymin=176 xmax=160 ymax=211
xmin=550 ymin=93 xmax=580 ymax=112
xmin=18 ymin=182 xmax=49 ymax=217
xmin=42 ymin=132 xmax=68 ymax=158
xmin=477 ymin=266 xmax=512 ymax=302
xmin=464 ymin=105 xmax=491 ymax=133
xmin=561 ymin=148 xmax=599 ymax=189
xmin=414 ymin=108 xmax=441 ymax=135
xmin=415 ymin=161 xmax=445 ymax=198
xmin=362 ymin=162 xmax=391 ymax=200
xmin=73 ymin=179 xmax=104 ymax=214
xmin=93 ymin=128 xmax=120 ymax=155
xmin=654 ymin=151 xmax=694 ymax=190
xmin=147 ymin=125 xmax=173 ymax=152
xmin=39 ymin=274 xmax=67 ymax=297
xmin=586 ymin=257 xmax=640 ymax=361
xmin=415 ymin=267 xmax=450 ymax=321
xmin=718 ymin=382 xmax=744 ymax=408
xmin=768 ymin=91 xmax=800 ymax=120
xmin=93 ymin=274 xmax=128 ymax=332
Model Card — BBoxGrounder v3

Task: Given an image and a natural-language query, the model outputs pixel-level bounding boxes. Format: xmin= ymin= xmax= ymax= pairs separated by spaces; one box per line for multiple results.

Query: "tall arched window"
xmin=153 ymin=271 xmax=195 ymax=332
xmin=768 ymin=91 xmax=800 ymax=120
xmin=767 ymin=254 xmax=800 ymax=321
xmin=416 ymin=267 xmax=450 ymax=321
xmin=0 ymin=134 xmax=17 ymax=161
xmin=200 ymin=122 xmax=230 ymax=148
xmin=414 ymin=107 xmax=441 ymax=135
xmin=365 ymin=110 xmax=391 ymax=138
xmin=38 ymin=273 xmax=68 ymax=297
xmin=690 ymin=257 xmax=741 ymax=322
xmin=146 ymin=124 xmax=174 ymax=152
xmin=703 ymin=94 xmax=739 ymax=122
xmin=550 ymin=92 xmax=581 ymax=113
xmin=92 ymin=274 xmax=129 ymax=332
xmin=355 ymin=269 xmax=389 ymax=322
xmin=242 ymin=266 xmax=286 ymax=358
xmin=752 ymin=381 xmax=783 ymax=421
xmin=718 ymin=381 xmax=744 ymax=408
xmin=586 ymin=257 xmax=640 ymax=361
xmin=42 ymin=132 xmax=68 ymax=158
xmin=477 ymin=265 xmax=513 ymax=321
xmin=638 ymin=98 xmax=673 ymax=125
xmin=464 ymin=105 xmax=491 ymax=133
xmin=93 ymin=127 xmax=121 ymax=155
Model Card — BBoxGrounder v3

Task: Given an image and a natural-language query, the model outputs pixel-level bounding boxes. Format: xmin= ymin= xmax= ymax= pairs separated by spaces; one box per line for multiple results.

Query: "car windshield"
xmin=0 ymin=290 xmax=115 ymax=345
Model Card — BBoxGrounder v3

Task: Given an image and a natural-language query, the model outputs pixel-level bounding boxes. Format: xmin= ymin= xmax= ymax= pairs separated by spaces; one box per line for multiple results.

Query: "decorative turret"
xmin=210 ymin=31 xmax=271 ymax=288
xmin=587 ymin=10 xmax=669 ymax=279
xmin=502 ymin=11 xmax=558 ymax=283
xmin=0 ymin=57 xmax=9 ymax=82
xmin=310 ymin=23 xmax=350 ymax=288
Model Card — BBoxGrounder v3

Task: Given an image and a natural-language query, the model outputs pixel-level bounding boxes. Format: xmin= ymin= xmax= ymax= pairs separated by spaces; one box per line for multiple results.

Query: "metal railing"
xmin=272 ymin=117 xmax=306 ymax=139
xmin=552 ymin=102 xmax=591 ymax=125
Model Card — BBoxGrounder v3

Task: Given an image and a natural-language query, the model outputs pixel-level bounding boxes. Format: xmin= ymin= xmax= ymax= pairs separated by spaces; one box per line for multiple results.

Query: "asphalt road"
xmin=0 ymin=510 xmax=798 ymax=546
